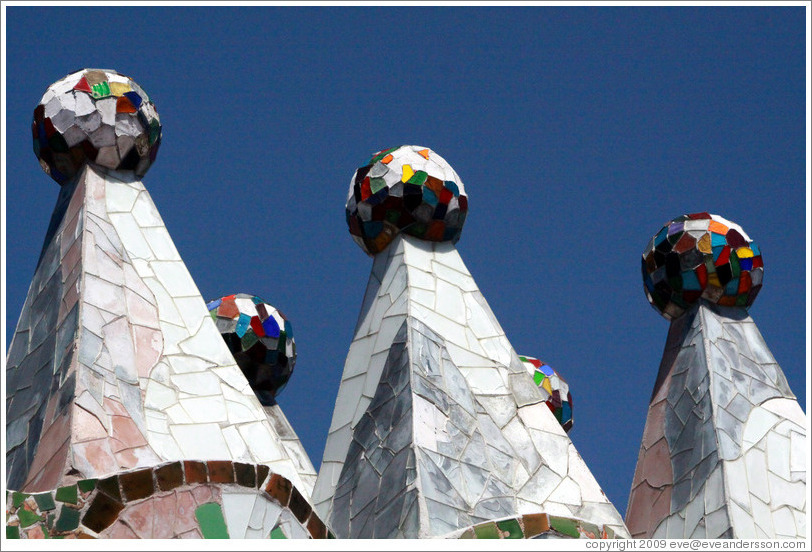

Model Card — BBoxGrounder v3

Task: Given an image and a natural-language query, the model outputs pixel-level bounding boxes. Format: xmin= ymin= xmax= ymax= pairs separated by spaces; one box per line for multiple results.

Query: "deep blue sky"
xmin=3 ymin=6 xmax=808 ymax=518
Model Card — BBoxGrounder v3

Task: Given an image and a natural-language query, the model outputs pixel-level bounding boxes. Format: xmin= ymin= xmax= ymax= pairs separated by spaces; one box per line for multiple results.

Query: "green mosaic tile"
xmin=408 ymin=170 xmax=428 ymax=186
xmin=549 ymin=516 xmax=579 ymax=538
xmin=473 ymin=521 xmax=500 ymax=539
xmin=195 ymin=503 xmax=229 ymax=539
xmin=18 ymin=508 xmax=42 ymax=528
xmin=12 ymin=492 xmax=27 ymax=509
xmin=55 ymin=485 xmax=78 ymax=505
xmin=459 ymin=528 xmax=475 ymax=539
xmin=6 ymin=525 xmax=20 ymax=539
xmin=55 ymin=507 xmax=80 ymax=532
xmin=496 ymin=518 xmax=523 ymax=539
xmin=78 ymin=479 xmax=98 ymax=493
xmin=580 ymin=521 xmax=601 ymax=538
xmin=34 ymin=493 xmax=56 ymax=511
xmin=270 ymin=526 xmax=287 ymax=539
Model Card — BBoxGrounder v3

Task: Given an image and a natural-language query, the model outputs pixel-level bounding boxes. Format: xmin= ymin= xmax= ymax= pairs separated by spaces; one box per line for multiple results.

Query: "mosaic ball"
xmin=642 ymin=212 xmax=764 ymax=320
xmin=207 ymin=293 xmax=295 ymax=404
xmin=346 ymin=145 xmax=468 ymax=255
xmin=519 ymin=355 xmax=573 ymax=432
xmin=33 ymin=68 xmax=161 ymax=185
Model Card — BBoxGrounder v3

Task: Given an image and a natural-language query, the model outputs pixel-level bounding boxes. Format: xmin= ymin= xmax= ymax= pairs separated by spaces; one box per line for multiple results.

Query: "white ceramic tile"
xmin=109 ymin=212 xmax=154 ymax=260
xmin=434 ymin=279 xmax=465 ymax=321
xmin=411 ymin=287 xmax=435 ymax=309
xmin=728 ymin=500 xmax=757 ymax=538
xmin=178 ymin=321 xmax=235 ymax=365
xmin=771 ymin=506 xmax=798 ymax=537
xmin=762 ymin=397 xmax=808 ymax=427
xmin=479 ymin=336 xmax=513 ymax=367
xmin=171 ymin=296 xmax=210 ymax=333
xmin=750 ymin=496 xmax=775 ymax=538
xmin=142 ymin=278 xmax=184 ymax=325
xmin=180 ymin=395 xmax=227 ymax=423
xmin=412 ymin=395 xmax=438 ymax=450
xmin=221 ymin=490 xmax=257 ymax=538
xmin=789 ymin=429 xmax=806 ymax=475
xmin=743 ymin=406 xmax=779 ymax=448
xmin=372 ymin=314 xmax=408 ymax=355
xmin=131 ymin=191 xmax=164 ymax=227
xmin=150 ymin=260 xmax=200 ymax=298
xmin=144 ymin=410 xmax=170 ymax=434
xmin=225 ymin=400 xmax=262 ymax=425
xmin=144 ymin=380 xmax=178 ymax=410
xmin=84 ymin=274 xmax=126 ymax=314
xmin=142 ymin=226 xmax=181 ymax=261
xmin=259 ymin=497 xmax=283 ymax=533
xmin=766 ymin=473 xmax=806 ymax=510
xmin=431 ymin=260 xmax=477 ymax=292
xmin=547 ymin=477 xmax=582 ymax=507
xmin=460 ymin=366 xmax=508 ymax=395
xmin=406 ymin=266 xmax=436 ymax=291
xmin=169 ymin=422 xmax=231 ymax=458
xmin=106 ymin=182 xmax=140 ymax=213
xmin=222 ymin=426 xmax=251 ymax=461
xmin=167 ymin=354 xmax=215 ymax=375
xmin=238 ymin=421 xmax=285 ymax=463
xmin=169 ymin=371 xmax=221 ymax=396
xmin=766 ymin=431 xmax=792 ymax=480
xmin=165 ymin=403 xmax=193 ymax=424
xmin=723 ymin=457 xmax=750 ymax=510
xmin=463 ymin=293 xmax=500 ymax=339
xmin=568 ymin=451 xmax=608 ymax=503
xmin=745 ymin=448 xmax=771 ymax=503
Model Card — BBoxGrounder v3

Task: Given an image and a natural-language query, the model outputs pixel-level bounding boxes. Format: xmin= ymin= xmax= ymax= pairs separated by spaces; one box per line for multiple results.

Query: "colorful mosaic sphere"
xmin=519 ymin=355 xmax=573 ymax=432
xmin=642 ymin=212 xmax=764 ymax=320
xmin=33 ymin=68 xmax=161 ymax=185
xmin=207 ymin=294 xmax=295 ymax=404
xmin=346 ymin=145 xmax=468 ymax=255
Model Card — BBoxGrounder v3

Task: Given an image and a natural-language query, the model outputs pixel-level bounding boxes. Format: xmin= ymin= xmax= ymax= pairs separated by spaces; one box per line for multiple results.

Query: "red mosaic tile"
xmin=119 ymin=468 xmax=155 ymax=502
xmin=264 ymin=474 xmax=291 ymax=507
xmin=184 ymin=461 xmax=208 ymax=484
xmin=234 ymin=463 xmax=256 ymax=488
xmin=82 ymin=491 xmax=125 ymax=533
xmin=288 ymin=486 xmax=311 ymax=524
xmin=307 ymin=513 xmax=327 ymax=538
xmin=155 ymin=462 xmax=184 ymax=492
xmin=522 ymin=513 xmax=551 ymax=536
xmin=256 ymin=465 xmax=270 ymax=488
xmin=207 ymin=461 xmax=234 ymax=484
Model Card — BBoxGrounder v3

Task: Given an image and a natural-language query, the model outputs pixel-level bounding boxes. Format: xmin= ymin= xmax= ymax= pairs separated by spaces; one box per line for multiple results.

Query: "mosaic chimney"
xmin=626 ymin=213 xmax=807 ymax=538
xmin=5 ymin=69 xmax=329 ymax=539
xmin=311 ymin=145 xmax=631 ymax=539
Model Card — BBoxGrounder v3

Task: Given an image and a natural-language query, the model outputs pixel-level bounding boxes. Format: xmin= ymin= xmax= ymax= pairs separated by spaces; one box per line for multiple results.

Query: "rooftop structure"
xmin=5 ymin=69 xmax=327 ymax=539
xmin=626 ymin=213 xmax=806 ymax=538
xmin=311 ymin=145 xmax=630 ymax=539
